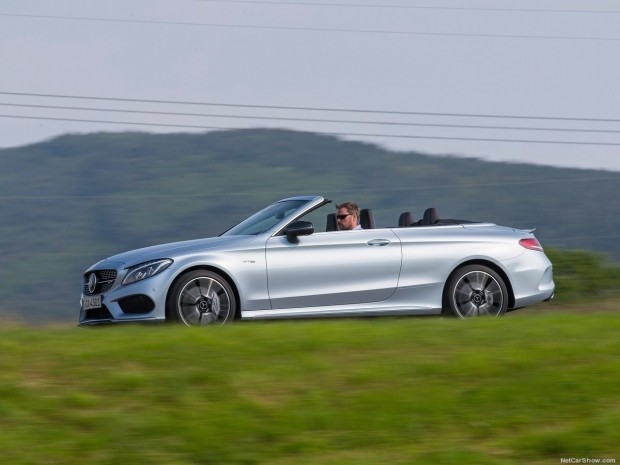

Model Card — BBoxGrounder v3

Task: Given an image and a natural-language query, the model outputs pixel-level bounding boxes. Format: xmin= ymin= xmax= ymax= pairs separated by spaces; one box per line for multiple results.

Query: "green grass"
xmin=1 ymin=310 xmax=619 ymax=465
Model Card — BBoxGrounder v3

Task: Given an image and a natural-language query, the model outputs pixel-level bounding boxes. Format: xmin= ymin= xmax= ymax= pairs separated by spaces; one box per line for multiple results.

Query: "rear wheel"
xmin=167 ymin=270 xmax=237 ymax=326
xmin=444 ymin=265 xmax=507 ymax=318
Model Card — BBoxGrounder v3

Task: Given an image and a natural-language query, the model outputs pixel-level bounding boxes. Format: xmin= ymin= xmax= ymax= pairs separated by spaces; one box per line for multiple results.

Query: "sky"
xmin=1 ymin=0 xmax=620 ymax=171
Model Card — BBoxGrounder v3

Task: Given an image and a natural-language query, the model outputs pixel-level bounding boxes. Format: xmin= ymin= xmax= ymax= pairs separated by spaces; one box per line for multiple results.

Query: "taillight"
xmin=519 ymin=238 xmax=544 ymax=252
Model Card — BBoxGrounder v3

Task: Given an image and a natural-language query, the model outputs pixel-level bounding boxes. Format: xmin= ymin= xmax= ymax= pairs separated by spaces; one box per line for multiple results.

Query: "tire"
xmin=443 ymin=265 xmax=508 ymax=318
xmin=167 ymin=270 xmax=237 ymax=326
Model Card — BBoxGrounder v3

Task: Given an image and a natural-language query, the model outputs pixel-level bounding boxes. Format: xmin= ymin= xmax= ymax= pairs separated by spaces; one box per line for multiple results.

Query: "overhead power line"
xmin=192 ymin=0 xmax=620 ymax=14
xmin=1 ymin=12 xmax=619 ymax=41
xmin=2 ymin=113 xmax=620 ymax=146
xmin=1 ymin=175 xmax=618 ymax=200
xmin=2 ymin=91 xmax=620 ymax=123
xmin=2 ymin=102 xmax=620 ymax=134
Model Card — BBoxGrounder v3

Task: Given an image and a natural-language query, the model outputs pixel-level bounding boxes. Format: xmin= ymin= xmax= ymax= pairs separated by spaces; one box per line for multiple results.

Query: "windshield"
xmin=222 ymin=199 xmax=309 ymax=236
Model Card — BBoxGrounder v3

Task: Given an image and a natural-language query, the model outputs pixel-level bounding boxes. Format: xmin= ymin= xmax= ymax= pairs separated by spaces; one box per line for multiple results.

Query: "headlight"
xmin=122 ymin=259 xmax=173 ymax=285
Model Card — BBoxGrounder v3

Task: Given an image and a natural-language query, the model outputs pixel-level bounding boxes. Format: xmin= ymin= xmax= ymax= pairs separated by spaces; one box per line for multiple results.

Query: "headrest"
xmin=423 ymin=208 xmax=438 ymax=225
xmin=398 ymin=211 xmax=414 ymax=227
xmin=360 ymin=208 xmax=375 ymax=229
xmin=326 ymin=213 xmax=337 ymax=231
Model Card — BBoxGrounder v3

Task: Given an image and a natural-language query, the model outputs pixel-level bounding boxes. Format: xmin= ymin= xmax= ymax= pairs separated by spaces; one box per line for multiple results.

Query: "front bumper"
xmin=79 ymin=267 xmax=176 ymax=325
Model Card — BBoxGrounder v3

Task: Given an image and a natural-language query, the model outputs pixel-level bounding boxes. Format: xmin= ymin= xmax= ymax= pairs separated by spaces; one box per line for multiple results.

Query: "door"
xmin=265 ymin=229 xmax=401 ymax=310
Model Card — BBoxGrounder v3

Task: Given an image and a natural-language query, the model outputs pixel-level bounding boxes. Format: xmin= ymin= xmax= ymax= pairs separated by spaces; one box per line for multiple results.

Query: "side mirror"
xmin=284 ymin=221 xmax=314 ymax=243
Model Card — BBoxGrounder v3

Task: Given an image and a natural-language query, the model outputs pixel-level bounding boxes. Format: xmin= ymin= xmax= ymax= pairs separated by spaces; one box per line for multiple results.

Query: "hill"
xmin=0 ymin=128 xmax=619 ymax=322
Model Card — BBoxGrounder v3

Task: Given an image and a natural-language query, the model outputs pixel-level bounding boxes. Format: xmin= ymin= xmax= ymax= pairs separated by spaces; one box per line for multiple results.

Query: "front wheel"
xmin=443 ymin=265 xmax=508 ymax=318
xmin=167 ymin=270 xmax=237 ymax=326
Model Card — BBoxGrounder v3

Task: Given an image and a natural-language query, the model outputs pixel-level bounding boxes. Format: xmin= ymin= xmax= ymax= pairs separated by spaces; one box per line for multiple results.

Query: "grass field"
xmin=1 ymin=305 xmax=619 ymax=465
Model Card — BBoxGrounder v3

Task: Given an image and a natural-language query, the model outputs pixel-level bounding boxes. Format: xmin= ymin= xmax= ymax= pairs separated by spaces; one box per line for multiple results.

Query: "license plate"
xmin=82 ymin=295 xmax=102 ymax=310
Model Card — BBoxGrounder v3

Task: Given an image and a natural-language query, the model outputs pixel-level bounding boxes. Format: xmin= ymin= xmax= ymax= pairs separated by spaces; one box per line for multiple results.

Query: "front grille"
xmin=83 ymin=269 xmax=118 ymax=295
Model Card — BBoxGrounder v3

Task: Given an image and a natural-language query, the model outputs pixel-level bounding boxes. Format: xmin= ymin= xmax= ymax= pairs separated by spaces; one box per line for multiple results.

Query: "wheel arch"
xmin=165 ymin=265 xmax=242 ymax=321
xmin=442 ymin=259 xmax=515 ymax=310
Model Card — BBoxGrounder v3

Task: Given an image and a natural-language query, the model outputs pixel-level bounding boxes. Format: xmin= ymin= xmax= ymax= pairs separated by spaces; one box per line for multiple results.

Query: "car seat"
xmin=398 ymin=211 xmax=414 ymax=227
xmin=326 ymin=213 xmax=337 ymax=231
xmin=360 ymin=208 xmax=375 ymax=229
xmin=422 ymin=207 xmax=439 ymax=225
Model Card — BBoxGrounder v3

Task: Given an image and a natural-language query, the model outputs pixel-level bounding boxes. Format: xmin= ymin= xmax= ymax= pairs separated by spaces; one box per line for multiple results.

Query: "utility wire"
xmin=2 ymin=102 xmax=620 ymax=134
xmin=191 ymin=0 xmax=620 ymax=14
xmin=1 ymin=12 xmax=619 ymax=41
xmin=2 ymin=91 xmax=620 ymax=123
xmin=2 ymin=113 xmax=620 ymax=146
xmin=1 ymin=176 xmax=618 ymax=200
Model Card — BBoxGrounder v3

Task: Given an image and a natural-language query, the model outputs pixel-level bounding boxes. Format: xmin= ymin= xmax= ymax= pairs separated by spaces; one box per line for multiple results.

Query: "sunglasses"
xmin=336 ymin=214 xmax=352 ymax=220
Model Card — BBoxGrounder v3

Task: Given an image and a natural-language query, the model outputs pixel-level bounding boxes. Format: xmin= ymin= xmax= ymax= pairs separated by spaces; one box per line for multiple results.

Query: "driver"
xmin=336 ymin=202 xmax=363 ymax=230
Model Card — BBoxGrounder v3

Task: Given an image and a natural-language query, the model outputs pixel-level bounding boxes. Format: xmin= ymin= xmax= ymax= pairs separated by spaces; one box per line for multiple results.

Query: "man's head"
xmin=335 ymin=202 xmax=360 ymax=230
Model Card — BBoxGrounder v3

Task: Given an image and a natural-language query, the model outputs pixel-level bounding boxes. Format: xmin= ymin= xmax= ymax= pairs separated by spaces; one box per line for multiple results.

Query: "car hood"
xmin=93 ymin=235 xmax=257 ymax=269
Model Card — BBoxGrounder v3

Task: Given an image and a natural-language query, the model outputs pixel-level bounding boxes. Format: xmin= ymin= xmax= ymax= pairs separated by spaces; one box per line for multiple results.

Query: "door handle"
xmin=367 ymin=239 xmax=391 ymax=247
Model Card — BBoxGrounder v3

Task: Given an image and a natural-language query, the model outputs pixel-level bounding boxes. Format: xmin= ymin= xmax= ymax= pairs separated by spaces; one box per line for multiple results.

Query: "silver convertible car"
xmin=79 ymin=196 xmax=554 ymax=325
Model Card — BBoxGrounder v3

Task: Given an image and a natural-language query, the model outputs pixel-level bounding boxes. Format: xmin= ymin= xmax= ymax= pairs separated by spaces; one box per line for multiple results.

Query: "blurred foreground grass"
xmin=1 ymin=309 xmax=619 ymax=465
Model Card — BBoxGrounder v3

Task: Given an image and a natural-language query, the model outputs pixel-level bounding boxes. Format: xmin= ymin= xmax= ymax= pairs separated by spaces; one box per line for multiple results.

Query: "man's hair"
xmin=335 ymin=202 xmax=360 ymax=216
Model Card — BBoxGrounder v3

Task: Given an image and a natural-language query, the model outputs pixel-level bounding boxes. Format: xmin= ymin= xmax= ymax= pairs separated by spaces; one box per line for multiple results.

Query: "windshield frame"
xmin=221 ymin=197 xmax=324 ymax=236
